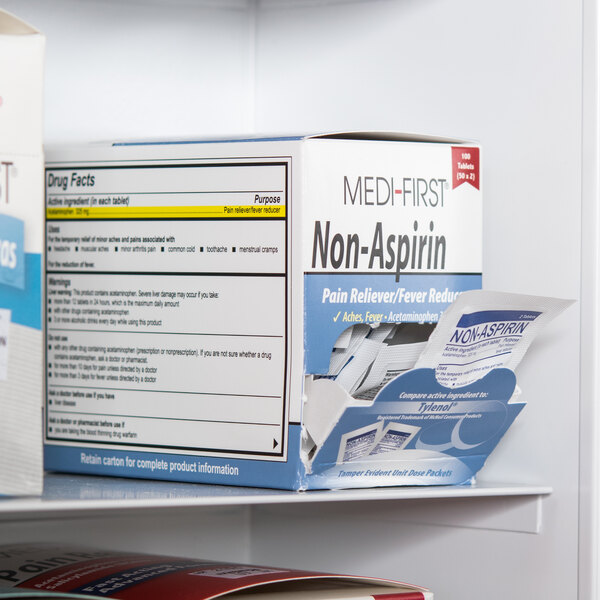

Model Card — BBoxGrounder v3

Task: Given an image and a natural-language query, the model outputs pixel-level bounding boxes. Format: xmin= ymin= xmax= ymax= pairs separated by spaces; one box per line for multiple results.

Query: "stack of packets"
xmin=0 ymin=544 xmax=433 ymax=599
xmin=327 ymin=323 xmax=434 ymax=401
xmin=302 ymin=290 xmax=573 ymax=487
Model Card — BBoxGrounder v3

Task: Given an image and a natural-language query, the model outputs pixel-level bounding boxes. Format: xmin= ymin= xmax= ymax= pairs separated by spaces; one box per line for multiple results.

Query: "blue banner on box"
xmin=0 ymin=214 xmax=24 ymax=290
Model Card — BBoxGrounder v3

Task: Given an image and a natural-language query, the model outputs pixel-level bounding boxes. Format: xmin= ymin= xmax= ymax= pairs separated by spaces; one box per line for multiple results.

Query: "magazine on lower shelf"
xmin=0 ymin=545 xmax=432 ymax=600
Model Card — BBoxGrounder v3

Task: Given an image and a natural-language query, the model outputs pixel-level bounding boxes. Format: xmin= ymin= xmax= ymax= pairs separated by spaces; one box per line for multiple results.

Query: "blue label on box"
xmin=45 ymin=424 xmax=308 ymax=490
xmin=0 ymin=214 xmax=24 ymax=290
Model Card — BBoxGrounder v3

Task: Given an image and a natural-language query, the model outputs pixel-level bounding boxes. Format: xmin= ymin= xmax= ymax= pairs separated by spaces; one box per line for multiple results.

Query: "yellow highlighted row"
xmin=46 ymin=205 xmax=286 ymax=219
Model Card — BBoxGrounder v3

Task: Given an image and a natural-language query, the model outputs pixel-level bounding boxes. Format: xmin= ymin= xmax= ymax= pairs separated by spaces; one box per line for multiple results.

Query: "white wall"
xmin=2 ymin=0 xmax=254 ymax=142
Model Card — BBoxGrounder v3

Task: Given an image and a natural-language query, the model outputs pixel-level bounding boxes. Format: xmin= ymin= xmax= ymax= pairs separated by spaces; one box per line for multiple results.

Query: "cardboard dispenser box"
xmin=0 ymin=10 xmax=44 ymax=496
xmin=44 ymin=133 xmax=483 ymax=490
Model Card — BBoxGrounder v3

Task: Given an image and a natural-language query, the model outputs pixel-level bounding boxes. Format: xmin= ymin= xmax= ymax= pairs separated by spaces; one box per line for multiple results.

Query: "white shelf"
xmin=0 ymin=473 xmax=551 ymax=521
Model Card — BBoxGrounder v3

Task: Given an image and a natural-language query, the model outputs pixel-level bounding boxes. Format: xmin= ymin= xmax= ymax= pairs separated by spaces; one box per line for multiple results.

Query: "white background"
xmin=0 ymin=1 xmax=588 ymax=599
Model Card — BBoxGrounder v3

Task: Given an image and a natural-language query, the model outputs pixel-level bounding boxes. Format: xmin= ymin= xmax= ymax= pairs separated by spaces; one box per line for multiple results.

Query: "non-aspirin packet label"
xmin=336 ymin=422 xmax=382 ymax=463
xmin=414 ymin=290 xmax=573 ymax=388
xmin=368 ymin=422 xmax=421 ymax=456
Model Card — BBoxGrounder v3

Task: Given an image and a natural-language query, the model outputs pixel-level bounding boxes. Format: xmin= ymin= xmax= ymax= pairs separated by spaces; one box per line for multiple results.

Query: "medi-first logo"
xmin=311 ymin=147 xmax=480 ymax=281
xmin=342 ymin=174 xmax=447 ymax=208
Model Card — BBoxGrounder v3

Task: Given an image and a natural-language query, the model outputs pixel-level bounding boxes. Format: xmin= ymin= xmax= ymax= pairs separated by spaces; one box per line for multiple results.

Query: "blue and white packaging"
xmin=0 ymin=9 xmax=45 ymax=495
xmin=44 ymin=132 xmax=486 ymax=490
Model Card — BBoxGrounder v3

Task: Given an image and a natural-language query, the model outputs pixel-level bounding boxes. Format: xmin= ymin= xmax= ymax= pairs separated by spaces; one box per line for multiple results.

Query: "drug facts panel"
xmin=45 ymin=160 xmax=289 ymax=459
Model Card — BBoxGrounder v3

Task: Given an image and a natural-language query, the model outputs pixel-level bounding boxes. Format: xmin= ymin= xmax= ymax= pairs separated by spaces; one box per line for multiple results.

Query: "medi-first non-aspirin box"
xmin=44 ymin=132 xmax=485 ymax=490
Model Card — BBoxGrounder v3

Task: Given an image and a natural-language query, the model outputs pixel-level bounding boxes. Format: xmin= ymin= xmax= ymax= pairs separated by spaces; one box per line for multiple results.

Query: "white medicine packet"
xmin=368 ymin=422 xmax=421 ymax=456
xmin=414 ymin=290 xmax=573 ymax=388
xmin=353 ymin=341 xmax=427 ymax=399
xmin=327 ymin=324 xmax=370 ymax=376
xmin=336 ymin=422 xmax=382 ymax=464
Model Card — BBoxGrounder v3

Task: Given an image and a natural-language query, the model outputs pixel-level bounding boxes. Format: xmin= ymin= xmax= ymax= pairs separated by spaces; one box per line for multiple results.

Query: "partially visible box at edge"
xmin=44 ymin=132 xmax=484 ymax=490
xmin=0 ymin=9 xmax=45 ymax=496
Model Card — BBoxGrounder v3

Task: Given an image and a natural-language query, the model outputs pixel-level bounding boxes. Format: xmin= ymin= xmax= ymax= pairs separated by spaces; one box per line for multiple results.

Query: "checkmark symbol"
xmin=333 ymin=311 xmax=341 ymax=322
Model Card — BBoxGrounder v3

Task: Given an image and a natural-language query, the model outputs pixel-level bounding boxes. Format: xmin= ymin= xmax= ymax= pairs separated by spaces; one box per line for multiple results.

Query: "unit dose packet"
xmin=414 ymin=290 xmax=574 ymax=388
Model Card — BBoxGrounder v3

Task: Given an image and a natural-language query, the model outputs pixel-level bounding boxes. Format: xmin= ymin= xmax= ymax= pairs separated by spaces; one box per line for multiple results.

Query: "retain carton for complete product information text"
xmin=0 ymin=9 xmax=44 ymax=496
xmin=44 ymin=132 xmax=484 ymax=490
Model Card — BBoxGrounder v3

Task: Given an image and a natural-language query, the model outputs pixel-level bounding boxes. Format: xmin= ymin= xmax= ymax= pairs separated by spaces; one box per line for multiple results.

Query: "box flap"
xmin=112 ymin=131 xmax=471 ymax=147
xmin=306 ymin=130 xmax=469 ymax=144
xmin=220 ymin=576 xmax=429 ymax=599
xmin=0 ymin=9 xmax=40 ymax=35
